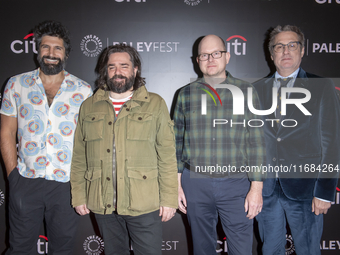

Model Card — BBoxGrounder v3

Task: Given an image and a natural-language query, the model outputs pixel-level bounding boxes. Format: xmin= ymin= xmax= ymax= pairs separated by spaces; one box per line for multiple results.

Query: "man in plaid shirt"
xmin=174 ymin=34 xmax=266 ymax=255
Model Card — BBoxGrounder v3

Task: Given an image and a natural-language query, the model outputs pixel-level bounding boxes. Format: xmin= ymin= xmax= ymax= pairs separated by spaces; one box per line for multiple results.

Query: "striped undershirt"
xmin=109 ymin=93 xmax=133 ymax=117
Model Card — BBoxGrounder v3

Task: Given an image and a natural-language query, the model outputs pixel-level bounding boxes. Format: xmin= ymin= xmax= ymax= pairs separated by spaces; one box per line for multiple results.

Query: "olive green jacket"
xmin=70 ymin=86 xmax=178 ymax=216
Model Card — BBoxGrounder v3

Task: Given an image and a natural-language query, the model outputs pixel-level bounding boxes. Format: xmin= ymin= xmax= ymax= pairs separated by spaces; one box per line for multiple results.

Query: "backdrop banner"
xmin=1 ymin=0 xmax=339 ymax=254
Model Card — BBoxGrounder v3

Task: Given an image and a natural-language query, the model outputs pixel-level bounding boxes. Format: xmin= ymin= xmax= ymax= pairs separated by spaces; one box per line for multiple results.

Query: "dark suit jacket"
xmin=253 ymin=68 xmax=340 ymax=201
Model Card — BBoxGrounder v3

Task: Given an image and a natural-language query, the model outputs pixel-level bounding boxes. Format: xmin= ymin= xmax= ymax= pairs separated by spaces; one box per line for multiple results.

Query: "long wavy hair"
xmin=95 ymin=44 xmax=145 ymax=91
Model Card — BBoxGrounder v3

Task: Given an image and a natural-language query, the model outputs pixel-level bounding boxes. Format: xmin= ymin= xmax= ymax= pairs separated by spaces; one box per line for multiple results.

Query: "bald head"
xmin=198 ymin=35 xmax=226 ymax=55
xmin=197 ymin=34 xmax=230 ymax=80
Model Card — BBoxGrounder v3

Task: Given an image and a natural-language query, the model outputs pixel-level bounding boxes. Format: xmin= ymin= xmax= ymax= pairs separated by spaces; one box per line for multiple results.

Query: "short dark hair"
xmin=95 ymin=44 xmax=145 ymax=91
xmin=268 ymin=25 xmax=305 ymax=55
xmin=34 ymin=20 xmax=71 ymax=56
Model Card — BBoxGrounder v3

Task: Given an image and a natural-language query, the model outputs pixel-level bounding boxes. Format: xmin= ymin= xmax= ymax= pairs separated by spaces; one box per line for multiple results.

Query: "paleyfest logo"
xmin=0 ymin=189 xmax=4 ymax=206
xmin=199 ymin=82 xmax=311 ymax=127
xmin=184 ymin=0 xmax=203 ymax=6
xmin=80 ymin=35 xmax=103 ymax=58
xmin=83 ymin=235 xmax=104 ymax=255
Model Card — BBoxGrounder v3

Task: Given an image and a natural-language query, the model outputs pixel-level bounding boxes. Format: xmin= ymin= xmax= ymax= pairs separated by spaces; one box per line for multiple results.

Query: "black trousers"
xmin=5 ymin=168 xmax=79 ymax=255
xmin=95 ymin=210 xmax=162 ymax=255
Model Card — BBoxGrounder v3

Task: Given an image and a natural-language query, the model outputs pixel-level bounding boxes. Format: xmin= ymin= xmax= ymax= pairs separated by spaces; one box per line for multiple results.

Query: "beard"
xmin=38 ymin=55 xmax=66 ymax=75
xmin=107 ymin=74 xmax=135 ymax=93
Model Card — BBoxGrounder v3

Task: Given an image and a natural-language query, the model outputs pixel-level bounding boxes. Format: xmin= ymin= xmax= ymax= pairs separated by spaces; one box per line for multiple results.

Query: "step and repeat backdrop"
xmin=0 ymin=0 xmax=340 ymax=254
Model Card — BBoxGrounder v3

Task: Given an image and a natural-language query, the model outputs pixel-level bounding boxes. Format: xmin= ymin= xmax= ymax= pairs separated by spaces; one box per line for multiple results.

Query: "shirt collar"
xmin=273 ymin=68 xmax=300 ymax=88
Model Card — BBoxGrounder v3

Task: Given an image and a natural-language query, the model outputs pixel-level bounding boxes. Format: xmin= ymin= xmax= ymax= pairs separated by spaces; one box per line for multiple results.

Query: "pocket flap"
xmin=128 ymin=113 xmax=153 ymax=122
xmin=128 ymin=169 xmax=158 ymax=180
xmin=84 ymin=114 xmax=105 ymax=123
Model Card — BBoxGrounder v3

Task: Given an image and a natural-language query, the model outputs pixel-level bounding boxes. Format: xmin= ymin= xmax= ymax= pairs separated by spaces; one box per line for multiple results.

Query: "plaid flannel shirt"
xmin=174 ymin=71 xmax=266 ymax=181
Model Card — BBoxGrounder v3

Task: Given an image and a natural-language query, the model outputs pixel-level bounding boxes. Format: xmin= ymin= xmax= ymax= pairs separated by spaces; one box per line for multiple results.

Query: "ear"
xmin=134 ymin=66 xmax=138 ymax=77
xmin=225 ymin=52 xmax=231 ymax=65
xmin=271 ymin=55 xmax=273 ymax=61
xmin=196 ymin=56 xmax=199 ymax=64
xmin=301 ymin=47 xmax=305 ymax=58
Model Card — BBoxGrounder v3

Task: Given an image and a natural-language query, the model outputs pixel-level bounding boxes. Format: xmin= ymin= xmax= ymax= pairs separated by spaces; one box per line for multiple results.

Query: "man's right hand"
xmin=178 ymin=173 xmax=187 ymax=214
xmin=75 ymin=204 xmax=90 ymax=215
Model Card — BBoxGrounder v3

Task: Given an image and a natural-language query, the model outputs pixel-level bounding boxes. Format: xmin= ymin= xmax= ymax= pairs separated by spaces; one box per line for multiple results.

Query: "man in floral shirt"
xmin=0 ymin=20 xmax=92 ymax=254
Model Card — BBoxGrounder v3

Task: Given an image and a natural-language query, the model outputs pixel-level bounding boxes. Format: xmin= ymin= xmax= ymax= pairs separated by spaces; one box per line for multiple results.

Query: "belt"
xmin=184 ymin=163 xmax=246 ymax=178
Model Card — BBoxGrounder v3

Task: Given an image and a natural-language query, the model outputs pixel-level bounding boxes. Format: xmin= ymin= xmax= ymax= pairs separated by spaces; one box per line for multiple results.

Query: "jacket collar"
xmin=264 ymin=68 xmax=309 ymax=88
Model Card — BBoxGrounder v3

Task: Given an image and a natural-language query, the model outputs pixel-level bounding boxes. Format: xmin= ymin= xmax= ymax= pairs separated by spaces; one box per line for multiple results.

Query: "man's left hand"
xmin=312 ymin=197 xmax=331 ymax=215
xmin=159 ymin=206 xmax=176 ymax=222
xmin=244 ymin=181 xmax=263 ymax=219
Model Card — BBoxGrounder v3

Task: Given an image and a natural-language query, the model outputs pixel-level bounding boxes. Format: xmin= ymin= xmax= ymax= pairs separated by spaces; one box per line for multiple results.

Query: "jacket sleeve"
xmin=70 ymin=102 xmax=88 ymax=207
xmin=155 ymin=98 xmax=178 ymax=209
xmin=245 ymin=85 xmax=267 ymax=181
xmin=314 ymin=78 xmax=340 ymax=201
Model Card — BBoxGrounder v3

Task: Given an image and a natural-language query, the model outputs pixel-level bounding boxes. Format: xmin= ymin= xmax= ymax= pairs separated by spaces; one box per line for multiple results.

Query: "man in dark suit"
xmin=254 ymin=25 xmax=340 ymax=255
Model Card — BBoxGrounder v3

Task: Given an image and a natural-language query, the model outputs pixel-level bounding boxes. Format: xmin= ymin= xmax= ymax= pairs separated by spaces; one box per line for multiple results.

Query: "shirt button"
xmin=107 ymin=149 xmax=110 ymax=153
xmin=106 ymin=177 xmax=110 ymax=181
xmin=138 ymin=117 xmax=142 ymax=120
xmin=126 ymin=108 xmax=130 ymax=111
xmin=143 ymin=175 xmax=147 ymax=179
xmin=277 ymin=138 xmax=281 ymax=142
xmin=272 ymin=157 xmax=276 ymax=161
xmin=107 ymin=204 xmax=111 ymax=208
xmin=92 ymin=117 xmax=95 ymax=121
xmin=123 ymin=105 xmax=127 ymax=107
xmin=108 ymin=121 xmax=112 ymax=125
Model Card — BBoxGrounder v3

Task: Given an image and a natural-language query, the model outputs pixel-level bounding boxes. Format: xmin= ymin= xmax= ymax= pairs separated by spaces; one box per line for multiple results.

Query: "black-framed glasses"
xmin=198 ymin=51 xmax=227 ymax=61
xmin=272 ymin=41 xmax=301 ymax=53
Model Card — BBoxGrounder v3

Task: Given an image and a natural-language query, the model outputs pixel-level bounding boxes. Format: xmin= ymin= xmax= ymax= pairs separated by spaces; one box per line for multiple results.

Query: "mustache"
xmin=111 ymin=74 xmax=127 ymax=81
xmin=42 ymin=56 xmax=61 ymax=62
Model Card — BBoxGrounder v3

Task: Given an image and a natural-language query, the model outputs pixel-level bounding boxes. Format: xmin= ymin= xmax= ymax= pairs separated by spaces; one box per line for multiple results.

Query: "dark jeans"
xmin=95 ymin=210 xmax=162 ymax=255
xmin=182 ymin=168 xmax=253 ymax=255
xmin=5 ymin=168 xmax=79 ymax=255
xmin=256 ymin=180 xmax=323 ymax=255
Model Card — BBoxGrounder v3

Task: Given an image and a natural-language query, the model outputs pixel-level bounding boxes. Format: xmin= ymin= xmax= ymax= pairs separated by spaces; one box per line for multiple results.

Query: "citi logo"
xmin=315 ymin=0 xmax=340 ymax=4
xmin=37 ymin=235 xmax=48 ymax=254
xmin=331 ymin=187 xmax=340 ymax=205
xmin=226 ymin=35 xmax=247 ymax=56
xmin=11 ymin=33 xmax=38 ymax=54
xmin=216 ymin=237 xmax=228 ymax=253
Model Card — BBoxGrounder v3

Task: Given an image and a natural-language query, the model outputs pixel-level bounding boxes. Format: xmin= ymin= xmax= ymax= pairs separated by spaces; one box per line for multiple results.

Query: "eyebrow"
xmin=108 ymin=63 xmax=130 ymax=67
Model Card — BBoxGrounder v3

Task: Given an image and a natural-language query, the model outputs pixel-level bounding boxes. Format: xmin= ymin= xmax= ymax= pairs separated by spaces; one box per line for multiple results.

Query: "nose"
xmin=207 ymin=54 xmax=214 ymax=61
xmin=48 ymin=48 xmax=56 ymax=58
xmin=282 ymin=45 xmax=290 ymax=54
xmin=114 ymin=67 xmax=122 ymax=75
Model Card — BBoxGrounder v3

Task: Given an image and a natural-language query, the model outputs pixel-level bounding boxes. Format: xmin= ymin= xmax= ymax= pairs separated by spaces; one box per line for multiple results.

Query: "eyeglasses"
xmin=198 ymin=51 xmax=227 ymax=61
xmin=272 ymin=41 xmax=301 ymax=53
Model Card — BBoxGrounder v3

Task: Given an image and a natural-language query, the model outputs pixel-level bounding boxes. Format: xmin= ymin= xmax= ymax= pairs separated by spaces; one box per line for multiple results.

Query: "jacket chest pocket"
xmin=83 ymin=114 xmax=105 ymax=141
xmin=126 ymin=113 xmax=153 ymax=140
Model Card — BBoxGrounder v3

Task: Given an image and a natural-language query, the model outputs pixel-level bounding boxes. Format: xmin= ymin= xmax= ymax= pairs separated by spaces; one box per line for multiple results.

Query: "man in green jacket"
xmin=70 ymin=44 xmax=178 ymax=255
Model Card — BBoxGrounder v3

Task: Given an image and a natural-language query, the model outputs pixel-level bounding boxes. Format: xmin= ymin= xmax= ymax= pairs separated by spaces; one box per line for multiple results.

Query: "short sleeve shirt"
xmin=0 ymin=69 xmax=93 ymax=182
